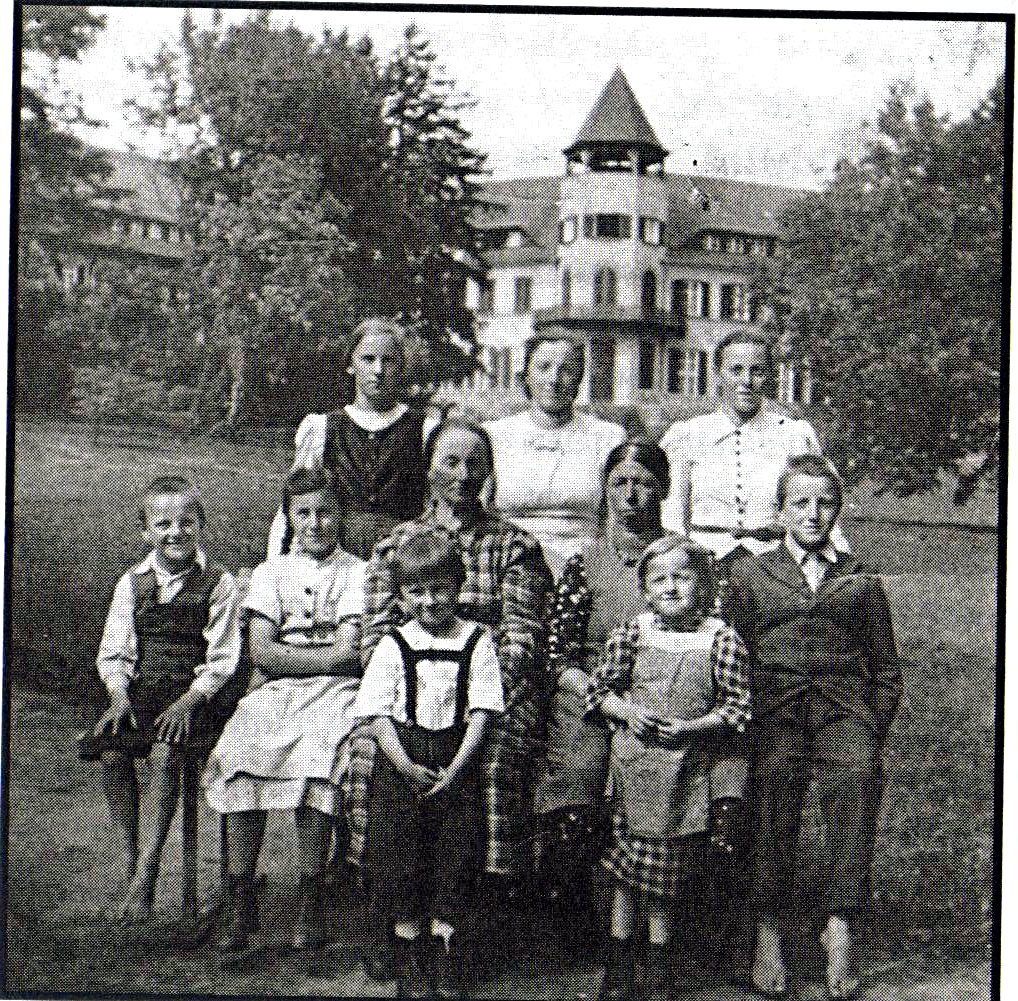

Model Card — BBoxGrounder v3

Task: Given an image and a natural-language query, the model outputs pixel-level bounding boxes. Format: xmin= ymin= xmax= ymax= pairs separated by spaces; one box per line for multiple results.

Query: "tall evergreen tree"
xmin=134 ymin=13 xmax=486 ymax=425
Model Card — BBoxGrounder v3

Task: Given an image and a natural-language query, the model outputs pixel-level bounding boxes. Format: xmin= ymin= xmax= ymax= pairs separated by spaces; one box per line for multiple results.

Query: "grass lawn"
xmin=5 ymin=419 xmax=999 ymax=996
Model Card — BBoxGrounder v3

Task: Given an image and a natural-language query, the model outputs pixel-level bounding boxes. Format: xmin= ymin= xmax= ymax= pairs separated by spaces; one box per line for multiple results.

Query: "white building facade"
xmin=465 ymin=68 xmax=812 ymax=405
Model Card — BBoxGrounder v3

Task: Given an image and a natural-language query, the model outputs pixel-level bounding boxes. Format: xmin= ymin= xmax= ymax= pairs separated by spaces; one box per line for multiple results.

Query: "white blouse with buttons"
xmin=661 ymin=406 xmax=848 ymax=558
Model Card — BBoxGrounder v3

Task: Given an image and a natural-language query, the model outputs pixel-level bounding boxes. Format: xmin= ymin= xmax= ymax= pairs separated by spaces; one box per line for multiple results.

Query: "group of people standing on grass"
xmin=87 ymin=317 xmax=901 ymax=1001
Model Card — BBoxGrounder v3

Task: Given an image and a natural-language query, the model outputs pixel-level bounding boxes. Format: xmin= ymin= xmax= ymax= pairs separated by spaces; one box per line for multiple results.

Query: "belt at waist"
xmin=691 ymin=525 xmax=785 ymax=542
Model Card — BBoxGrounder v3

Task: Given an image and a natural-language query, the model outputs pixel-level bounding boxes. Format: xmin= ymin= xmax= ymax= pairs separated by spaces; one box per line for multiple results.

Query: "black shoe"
xmin=216 ymin=875 xmax=259 ymax=952
xmin=292 ymin=874 xmax=327 ymax=951
xmin=394 ymin=936 xmax=430 ymax=999
xmin=430 ymin=934 xmax=464 ymax=999
xmin=599 ymin=937 xmax=635 ymax=1001
xmin=364 ymin=938 xmax=397 ymax=982
xmin=642 ymin=943 xmax=672 ymax=1001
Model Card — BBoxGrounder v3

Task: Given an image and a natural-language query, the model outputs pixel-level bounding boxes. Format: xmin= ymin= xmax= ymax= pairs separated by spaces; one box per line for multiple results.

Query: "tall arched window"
xmin=562 ymin=268 xmax=572 ymax=310
xmin=594 ymin=267 xmax=617 ymax=307
xmin=641 ymin=270 xmax=657 ymax=312
xmin=672 ymin=280 xmax=688 ymax=316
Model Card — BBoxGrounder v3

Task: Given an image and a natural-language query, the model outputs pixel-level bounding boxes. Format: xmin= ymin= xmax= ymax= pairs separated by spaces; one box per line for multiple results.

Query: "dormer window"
xmin=640 ymin=217 xmax=663 ymax=245
xmin=559 ymin=216 xmax=578 ymax=245
xmin=726 ymin=235 xmax=748 ymax=254
xmin=110 ymin=218 xmax=125 ymax=237
xmin=702 ymin=233 xmax=721 ymax=252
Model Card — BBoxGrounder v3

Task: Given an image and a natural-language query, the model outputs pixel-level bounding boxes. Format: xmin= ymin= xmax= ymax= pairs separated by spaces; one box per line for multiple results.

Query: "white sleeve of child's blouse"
xmin=335 ymin=561 xmax=367 ymax=621
xmin=243 ymin=562 xmax=283 ymax=626
xmin=95 ymin=572 xmax=139 ymax=695
xmin=353 ymin=635 xmax=403 ymax=719
xmin=190 ymin=572 xmax=243 ymax=698
xmin=292 ymin=414 xmax=329 ymax=470
xmin=467 ymin=630 xmax=505 ymax=715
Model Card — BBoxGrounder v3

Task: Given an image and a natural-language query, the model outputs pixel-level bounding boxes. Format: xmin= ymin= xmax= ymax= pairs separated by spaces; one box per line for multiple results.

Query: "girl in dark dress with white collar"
xmin=267 ymin=317 xmax=432 ymax=560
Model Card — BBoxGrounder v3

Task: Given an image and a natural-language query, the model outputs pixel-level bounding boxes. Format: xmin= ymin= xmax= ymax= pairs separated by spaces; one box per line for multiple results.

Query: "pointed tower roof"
xmin=564 ymin=67 xmax=666 ymax=157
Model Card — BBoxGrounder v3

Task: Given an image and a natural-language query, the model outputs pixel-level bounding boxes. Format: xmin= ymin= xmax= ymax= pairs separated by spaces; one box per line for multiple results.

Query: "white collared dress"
xmin=203 ymin=547 xmax=366 ymax=816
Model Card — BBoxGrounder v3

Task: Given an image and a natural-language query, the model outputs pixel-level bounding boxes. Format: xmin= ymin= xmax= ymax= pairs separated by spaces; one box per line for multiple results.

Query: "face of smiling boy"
xmin=289 ymin=488 xmax=341 ymax=558
xmin=399 ymin=578 xmax=461 ymax=634
xmin=142 ymin=493 xmax=203 ymax=571
xmin=780 ymin=473 xmax=841 ymax=552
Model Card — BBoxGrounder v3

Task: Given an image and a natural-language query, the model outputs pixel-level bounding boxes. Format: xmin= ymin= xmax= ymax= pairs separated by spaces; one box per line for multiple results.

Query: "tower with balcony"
xmin=536 ymin=67 xmax=684 ymax=401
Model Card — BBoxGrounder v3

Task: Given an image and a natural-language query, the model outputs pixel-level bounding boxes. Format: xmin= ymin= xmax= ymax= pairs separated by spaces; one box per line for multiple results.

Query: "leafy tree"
xmin=132 ymin=12 xmax=486 ymax=426
xmin=759 ymin=78 xmax=1003 ymax=501
xmin=18 ymin=6 xmax=119 ymax=411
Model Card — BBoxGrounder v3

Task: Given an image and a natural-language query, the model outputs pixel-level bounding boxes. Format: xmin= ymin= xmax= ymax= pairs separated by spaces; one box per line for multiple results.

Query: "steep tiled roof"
xmin=475 ymin=172 xmax=805 ymax=267
xmin=90 ymin=148 xmax=183 ymax=224
xmin=565 ymin=67 xmax=665 ymax=155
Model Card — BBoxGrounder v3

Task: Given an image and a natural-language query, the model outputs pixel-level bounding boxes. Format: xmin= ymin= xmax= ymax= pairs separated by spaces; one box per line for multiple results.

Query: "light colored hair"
xmin=637 ymin=534 xmax=717 ymax=613
xmin=775 ymin=454 xmax=844 ymax=511
xmin=139 ymin=475 xmax=205 ymax=527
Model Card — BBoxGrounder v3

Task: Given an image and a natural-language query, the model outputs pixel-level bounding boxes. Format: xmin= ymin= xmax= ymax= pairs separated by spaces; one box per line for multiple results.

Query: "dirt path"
xmin=5 ymin=688 xmax=990 ymax=998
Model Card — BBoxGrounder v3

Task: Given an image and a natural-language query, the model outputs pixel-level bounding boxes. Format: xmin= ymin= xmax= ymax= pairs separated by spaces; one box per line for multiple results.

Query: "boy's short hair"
xmin=776 ymin=454 xmax=844 ymax=511
xmin=139 ymin=475 xmax=205 ymax=526
xmin=712 ymin=330 xmax=774 ymax=372
xmin=637 ymin=534 xmax=717 ymax=612
xmin=392 ymin=530 xmax=466 ymax=590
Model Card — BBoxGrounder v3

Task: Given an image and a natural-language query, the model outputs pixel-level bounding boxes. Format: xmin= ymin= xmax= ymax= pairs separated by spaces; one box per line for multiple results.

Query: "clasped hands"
xmin=620 ymin=702 xmax=692 ymax=747
xmin=401 ymin=761 xmax=463 ymax=799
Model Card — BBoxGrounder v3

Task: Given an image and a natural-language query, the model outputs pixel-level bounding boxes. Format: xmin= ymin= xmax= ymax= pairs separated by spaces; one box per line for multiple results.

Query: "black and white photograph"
xmin=6 ymin=4 xmax=1007 ymax=998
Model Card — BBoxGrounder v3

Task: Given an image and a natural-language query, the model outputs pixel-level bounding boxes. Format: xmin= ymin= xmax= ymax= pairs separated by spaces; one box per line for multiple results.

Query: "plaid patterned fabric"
xmin=586 ymin=615 xmax=752 ymax=732
xmin=346 ymin=507 xmax=553 ymax=876
xmin=602 ymin=813 xmax=709 ymax=899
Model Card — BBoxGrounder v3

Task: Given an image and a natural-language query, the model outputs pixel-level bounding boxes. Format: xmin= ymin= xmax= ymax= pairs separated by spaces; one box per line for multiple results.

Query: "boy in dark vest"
xmin=353 ymin=530 xmax=504 ymax=999
xmin=88 ymin=476 xmax=240 ymax=921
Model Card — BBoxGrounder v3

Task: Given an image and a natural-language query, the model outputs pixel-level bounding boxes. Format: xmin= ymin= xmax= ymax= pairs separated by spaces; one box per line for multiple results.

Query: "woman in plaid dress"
xmin=344 ymin=416 xmax=553 ymax=975
xmin=586 ymin=536 xmax=750 ymax=1001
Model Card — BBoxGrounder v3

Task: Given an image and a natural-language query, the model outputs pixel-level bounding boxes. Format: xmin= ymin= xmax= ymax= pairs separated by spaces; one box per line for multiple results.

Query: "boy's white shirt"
xmin=95 ymin=549 xmax=241 ymax=700
xmin=353 ymin=618 xmax=505 ymax=730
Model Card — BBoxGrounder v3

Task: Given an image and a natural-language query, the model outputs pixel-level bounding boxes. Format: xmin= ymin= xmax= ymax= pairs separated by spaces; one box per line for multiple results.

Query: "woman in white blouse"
xmin=661 ymin=330 xmax=848 ymax=571
xmin=485 ymin=334 xmax=626 ymax=568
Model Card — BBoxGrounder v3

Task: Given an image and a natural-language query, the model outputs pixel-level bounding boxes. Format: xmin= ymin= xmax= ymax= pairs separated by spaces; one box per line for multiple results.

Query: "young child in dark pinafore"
xmin=587 ymin=536 xmax=751 ymax=1001
xmin=88 ymin=476 xmax=240 ymax=920
xmin=353 ymin=530 xmax=504 ymax=999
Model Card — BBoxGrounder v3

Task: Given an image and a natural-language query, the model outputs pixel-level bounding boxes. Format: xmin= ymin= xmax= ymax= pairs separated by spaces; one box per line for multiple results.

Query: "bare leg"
xmin=751 ymin=916 xmax=788 ymax=996
xmin=821 ymin=914 xmax=860 ymax=999
xmin=295 ymin=806 xmax=332 ymax=875
xmin=100 ymin=751 xmax=139 ymax=881
xmin=225 ymin=810 xmax=267 ymax=876
xmin=121 ymin=742 xmax=181 ymax=920
xmin=646 ymin=904 xmax=673 ymax=947
xmin=610 ymin=885 xmax=637 ymax=941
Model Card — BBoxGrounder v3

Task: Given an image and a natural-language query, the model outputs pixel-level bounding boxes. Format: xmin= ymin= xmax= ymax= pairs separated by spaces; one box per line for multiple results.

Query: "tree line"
xmin=16 ymin=7 xmax=1004 ymax=499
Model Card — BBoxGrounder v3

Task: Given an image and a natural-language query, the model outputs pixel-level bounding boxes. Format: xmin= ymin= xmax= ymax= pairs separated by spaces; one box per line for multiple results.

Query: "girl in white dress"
xmin=204 ymin=466 xmax=366 ymax=952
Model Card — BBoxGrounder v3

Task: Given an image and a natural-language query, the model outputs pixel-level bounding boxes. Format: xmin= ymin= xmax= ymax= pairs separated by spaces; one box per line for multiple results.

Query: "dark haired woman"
xmin=204 ymin=466 xmax=367 ymax=952
xmin=532 ymin=438 xmax=672 ymax=952
xmin=267 ymin=317 xmax=434 ymax=560
xmin=485 ymin=333 xmax=625 ymax=567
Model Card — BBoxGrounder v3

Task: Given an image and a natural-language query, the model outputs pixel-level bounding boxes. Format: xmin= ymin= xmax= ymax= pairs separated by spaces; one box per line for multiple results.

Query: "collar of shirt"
xmin=784 ymin=535 xmax=839 ymax=568
xmin=288 ymin=544 xmax=358 ymax=570
xmin=702 ymin=406 xmax=796 ymax=446
xmin=344 ymin=402 xmax=408 ymax=432
xmin=138 ymin=548 xmax=207 ymax=585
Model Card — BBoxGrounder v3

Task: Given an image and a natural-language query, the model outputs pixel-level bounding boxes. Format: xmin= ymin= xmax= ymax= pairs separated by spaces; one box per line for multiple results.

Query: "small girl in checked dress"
xmin=586 ymin=536 xmax=751 ymax=1001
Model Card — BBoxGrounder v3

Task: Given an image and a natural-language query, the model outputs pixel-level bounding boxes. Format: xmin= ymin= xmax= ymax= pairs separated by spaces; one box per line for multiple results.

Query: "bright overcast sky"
xmin=39 ymin=7 xmax=1006 ymax=190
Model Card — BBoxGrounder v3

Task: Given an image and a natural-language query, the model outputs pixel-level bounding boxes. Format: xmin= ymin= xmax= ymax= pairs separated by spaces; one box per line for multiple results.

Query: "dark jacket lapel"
xmin=757 ymin=544 xmax=810 ymax=591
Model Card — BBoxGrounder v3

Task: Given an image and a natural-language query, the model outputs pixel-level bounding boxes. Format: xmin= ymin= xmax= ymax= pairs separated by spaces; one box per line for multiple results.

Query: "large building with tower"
xmin=466 ymin=67 xmax=812 ymax=404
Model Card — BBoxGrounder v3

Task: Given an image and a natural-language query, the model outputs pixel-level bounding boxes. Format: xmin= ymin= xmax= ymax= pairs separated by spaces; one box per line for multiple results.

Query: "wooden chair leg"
xmin=180 ymin=755 xmax=199 ymax=922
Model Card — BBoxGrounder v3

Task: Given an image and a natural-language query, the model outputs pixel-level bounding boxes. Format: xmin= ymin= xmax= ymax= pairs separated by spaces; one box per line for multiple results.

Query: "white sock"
xmin=430 ymin=918 xmax=455 ymax=949
xmin=394 ymin=918 xmax=422 ymax=940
